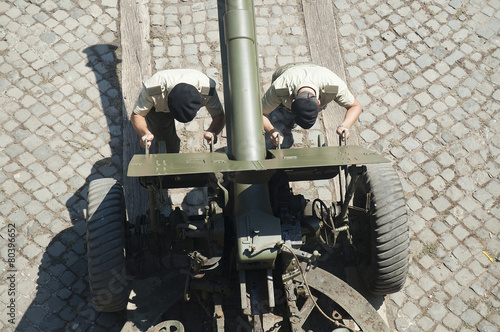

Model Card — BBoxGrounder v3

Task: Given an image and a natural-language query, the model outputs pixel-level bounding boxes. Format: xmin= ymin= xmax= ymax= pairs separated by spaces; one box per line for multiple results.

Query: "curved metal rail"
xmin=299 ymin=262 xmax=390 ymax=332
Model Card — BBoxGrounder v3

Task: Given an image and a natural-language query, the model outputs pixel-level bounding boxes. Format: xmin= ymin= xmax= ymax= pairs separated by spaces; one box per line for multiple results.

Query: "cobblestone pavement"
xmin=0 ymin=0 xmax=125 ymax=330
xmin=332 ymin=0 xmax=500 ymax=331
xmin=0 ymin=0 xmax=499 ymax=332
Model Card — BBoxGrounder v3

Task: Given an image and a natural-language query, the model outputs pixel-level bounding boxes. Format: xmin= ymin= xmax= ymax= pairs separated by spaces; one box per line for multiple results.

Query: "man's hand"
xmin=204 ymin=131 xmax=218 ymax=145
xmin=141 ymin=133 xmax=154 ymax=149
xmin=336 ymin=125 xmax=350 ymax=141
xmin=269 ymin=129 xmax=284 ymax=147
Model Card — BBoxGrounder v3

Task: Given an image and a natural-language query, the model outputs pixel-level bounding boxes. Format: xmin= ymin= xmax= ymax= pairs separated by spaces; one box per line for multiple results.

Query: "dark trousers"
xmin=146 ymin=108 xmax=181 ymax=153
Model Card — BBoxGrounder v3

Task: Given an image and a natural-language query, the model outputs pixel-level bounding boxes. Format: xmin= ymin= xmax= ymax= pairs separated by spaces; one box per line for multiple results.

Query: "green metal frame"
xmin=127 ymin=145 xmax=389 ymax=178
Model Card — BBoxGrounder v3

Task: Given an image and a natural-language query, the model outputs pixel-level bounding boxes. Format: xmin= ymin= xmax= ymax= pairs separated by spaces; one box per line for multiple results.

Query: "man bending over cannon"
xmin=262 ymin=63 xmax=362 ymax=147
xmin=132 ymin=69 xmax=225 ymax=153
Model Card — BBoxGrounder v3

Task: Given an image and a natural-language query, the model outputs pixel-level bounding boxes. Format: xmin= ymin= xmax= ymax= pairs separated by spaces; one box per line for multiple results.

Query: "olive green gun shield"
xmin=127 ymin=145 xmax=390 ymax=179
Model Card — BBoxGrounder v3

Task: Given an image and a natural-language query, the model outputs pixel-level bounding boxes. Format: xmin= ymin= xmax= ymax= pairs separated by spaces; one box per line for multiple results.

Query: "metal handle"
xmin=338 ymin=126 xmax=349 ymax=146
xmin=338 ymin=131 xmax=347 ymax=146
xmin=318 ymin=133 xmax=325 ymax=147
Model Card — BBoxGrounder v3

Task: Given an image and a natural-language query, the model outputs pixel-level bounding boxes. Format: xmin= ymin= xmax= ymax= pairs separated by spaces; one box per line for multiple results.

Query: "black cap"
xmin=168 ymin=83 xmax=202 ymax=123
xmin=291 ymin=91 xmax=319 ymax=129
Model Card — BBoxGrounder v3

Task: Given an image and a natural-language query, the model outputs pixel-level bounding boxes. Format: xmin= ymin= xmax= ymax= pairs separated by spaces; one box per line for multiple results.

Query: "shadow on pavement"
xmin=16 ymin=45 xmax=128 ymax=332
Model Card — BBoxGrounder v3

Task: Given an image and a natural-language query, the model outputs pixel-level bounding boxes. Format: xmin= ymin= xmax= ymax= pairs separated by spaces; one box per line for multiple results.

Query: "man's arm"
xmin=263 ymin=115 xmax=275 ymax=134
xmin=203 ymin=89 xmax=226 ymax=144
xmin=131 ymin=86 xmax=156 ymax=148
xmin=131 ymin=113 xmax=154 ymax=148
xmin=261 ymin=85 xmax=286 ymax=146
xmin=336 ymin=97 xmax=362 ymax=141
xmin=204 ymin=113 xmax=225 ymax=144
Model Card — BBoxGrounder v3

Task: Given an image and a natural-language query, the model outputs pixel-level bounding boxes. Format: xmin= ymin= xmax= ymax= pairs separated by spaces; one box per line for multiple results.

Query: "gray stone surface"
xmin=0 ymin=0 xmax=499 ymax=331
xmin=1 ymin=0 xmax=124 ymax=329
xmin=334 ymin=1 xmax=500 ymax=330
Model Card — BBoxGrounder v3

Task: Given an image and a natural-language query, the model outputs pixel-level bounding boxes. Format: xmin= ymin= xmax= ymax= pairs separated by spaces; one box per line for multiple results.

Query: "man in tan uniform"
xmin=132 ymin=69 xmax=225 ymax=153
xmin=262 ymin=63 xmax=362 ymax=146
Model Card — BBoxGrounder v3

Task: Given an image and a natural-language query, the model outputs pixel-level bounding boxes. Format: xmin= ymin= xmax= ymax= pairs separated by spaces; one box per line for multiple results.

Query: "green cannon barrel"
xmin=223 ymin=0 xmax=265 ymax=162
xmin=221 ymin=0 xmax=281 ymax=268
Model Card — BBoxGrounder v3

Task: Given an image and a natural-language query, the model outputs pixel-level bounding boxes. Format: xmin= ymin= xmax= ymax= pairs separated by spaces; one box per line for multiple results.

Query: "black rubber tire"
xmin=86 ymin=178 xmax=129 ymax=312
xmin=351 ymin=163 xmax=409 ymax=295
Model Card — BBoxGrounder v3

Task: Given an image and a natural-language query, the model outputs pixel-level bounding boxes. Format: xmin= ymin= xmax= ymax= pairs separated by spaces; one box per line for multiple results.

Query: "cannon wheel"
xmin=86 ymin=178 xmax=129 ymax=312
xmin=351 ymin=163 xmax=409 ymax=295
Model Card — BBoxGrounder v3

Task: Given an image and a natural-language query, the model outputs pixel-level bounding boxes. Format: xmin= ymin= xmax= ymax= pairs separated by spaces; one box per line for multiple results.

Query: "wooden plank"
xmin=302 ymin=0 xmax=360 ymax=147
xmin=120 ymin=0 xmax=151 ymax=222
xmin=302 ymin=3 xmax=390 ymax=328
xmin=302 ymin=0 xmax=359 ymax=220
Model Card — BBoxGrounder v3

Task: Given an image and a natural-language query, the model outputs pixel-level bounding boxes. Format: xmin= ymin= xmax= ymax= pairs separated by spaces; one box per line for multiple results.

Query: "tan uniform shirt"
xmin=133 ymin=69 xmax=223 ymax=117
xmin=261 ymin=63 xmax=355 ymax=115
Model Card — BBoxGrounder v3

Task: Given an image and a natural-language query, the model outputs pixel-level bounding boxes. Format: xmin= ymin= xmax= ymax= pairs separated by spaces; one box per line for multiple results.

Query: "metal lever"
xmin=338 ymin=127 xmax=348 ymax=210
xmin=144 ymin=138 xmax=149 ymax=157
xmin=338 ymin=130 xmax=348 ymax=146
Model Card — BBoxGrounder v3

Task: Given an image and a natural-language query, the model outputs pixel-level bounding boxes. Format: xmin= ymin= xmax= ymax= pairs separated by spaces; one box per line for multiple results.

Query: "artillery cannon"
xmin=85 ymin=0 xmax=409 ymax=330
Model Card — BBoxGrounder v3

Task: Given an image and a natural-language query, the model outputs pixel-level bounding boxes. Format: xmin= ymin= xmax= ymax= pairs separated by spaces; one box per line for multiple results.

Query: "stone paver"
xmin=1 ymin=0 xmax=499 ymax=331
